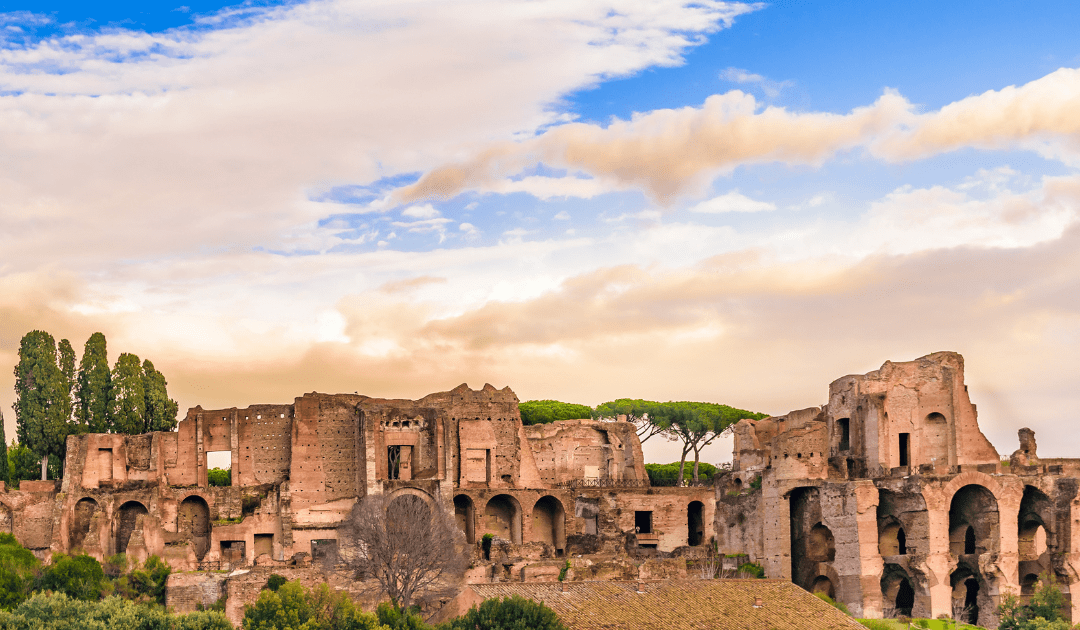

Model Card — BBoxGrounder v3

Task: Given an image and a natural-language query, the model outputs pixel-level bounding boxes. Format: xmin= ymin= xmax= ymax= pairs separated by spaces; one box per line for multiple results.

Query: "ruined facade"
xmin=0 ymin=383 xmax=713 ymax=623
xmin=718 ymin=352 xmax=1080 ymax=627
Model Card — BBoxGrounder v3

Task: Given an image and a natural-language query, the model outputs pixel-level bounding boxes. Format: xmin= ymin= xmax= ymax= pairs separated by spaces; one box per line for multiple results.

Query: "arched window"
xmin=484 ymin=495 xmax=521 ymax=544
xmin=116 ymin=501 xmax=148 ymax=554
xmin=808 ymin=523 xmax=835 ymax=562
xmin=531 ymin=496 xmax=565 ymax=555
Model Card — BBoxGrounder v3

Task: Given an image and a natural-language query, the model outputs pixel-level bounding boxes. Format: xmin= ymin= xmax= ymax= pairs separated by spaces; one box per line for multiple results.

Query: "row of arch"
xmin=69 ymin=496 xmax=212 ymax=560
xmin=799 ymin=480 xmax=1058 ymax=624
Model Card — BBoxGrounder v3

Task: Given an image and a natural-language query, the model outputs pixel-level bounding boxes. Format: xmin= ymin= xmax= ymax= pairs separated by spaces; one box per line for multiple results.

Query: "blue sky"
xmin=1 ymin=0 xmax=1080 ymax=464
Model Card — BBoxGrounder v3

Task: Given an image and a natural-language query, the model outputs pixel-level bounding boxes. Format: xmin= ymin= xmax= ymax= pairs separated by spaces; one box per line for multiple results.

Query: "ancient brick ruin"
xmin=0 ymin=352 xmax=1068 ymax=627
xmin=719 ymin=351 xmax=1078 ymax=627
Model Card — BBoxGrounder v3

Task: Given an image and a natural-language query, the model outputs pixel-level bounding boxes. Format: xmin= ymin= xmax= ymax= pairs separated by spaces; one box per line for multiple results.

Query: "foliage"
xmin=595 ymin=399 xmax=767 ymax=484
xmin=142 ymin=359 xmax=179 ymax=432
xmin=242 ymin=580 xmax=387 ymax=630
xmin=558 ymin=560 xmax=570 ymax=582
xmin=859 ymin=620 xmax=896 ymax=630
xmin=75 ymin=333 xmax=112 ymax=434
xmin=0 ymin=533 xmax=41 ymax=610
xmin=998 ymin=573 xmax=1072 ymax=630
xmin=265 ymin=574 xmax=288 ymax=592
xmin=0 ymin=591 xmax=231 ymax=630
xmin=0 ymin=411 xmax=8 ymax=486
xmin=39 ymin=552 xmax=107 ymax=601
xmin=815 ymin=592 xmax=850 ymax=616
xmin=441 ymin=595 xmax=566 ymax=630
xmin=645 ymin=462 xmax=718 ymax=486
xmin=14 ymin=330 xmax=77 ymax=479
xmin=749 ymin=475 xmax=762 ymax=490
xmin=110 ymin=353 xmax=147 ymax=435
xmin=341 ymin=494 xmax=467 ymax=612
xmin=113 ymin=555 xmax=171 ymax=605
xmin=518 ymin=400 xmax=593 ymax=426
xmin=736 ymin=562 xmax=765 ymax=579
xmin=207 ymin=467 xmax=231 ymax=487
xmin=376 ymin=602 xmax=433 ymax=630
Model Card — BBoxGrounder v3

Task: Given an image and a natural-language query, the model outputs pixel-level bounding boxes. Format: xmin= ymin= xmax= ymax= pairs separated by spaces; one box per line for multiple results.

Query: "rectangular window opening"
xmin=388 ymin=445 xmax=401 ymax=480
xmin=206 ymin=450 xmax=232 ymax=486
xmin=899 ymin=433 xmax=910 ymax=467
xmin=635 ymin=511 xmax=653 ymax=534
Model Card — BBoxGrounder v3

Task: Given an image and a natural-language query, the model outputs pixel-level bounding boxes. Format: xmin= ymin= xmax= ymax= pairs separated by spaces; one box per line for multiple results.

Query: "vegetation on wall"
xmin=645 ymin=462 xmax=719 ymax=485
xmin=518 ymin=400 xmax=593 ymax=425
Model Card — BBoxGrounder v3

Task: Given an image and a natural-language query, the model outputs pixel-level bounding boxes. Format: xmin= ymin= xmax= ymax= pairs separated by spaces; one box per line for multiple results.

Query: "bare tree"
xmin=340 ymin=493 xmax=468 ymax=612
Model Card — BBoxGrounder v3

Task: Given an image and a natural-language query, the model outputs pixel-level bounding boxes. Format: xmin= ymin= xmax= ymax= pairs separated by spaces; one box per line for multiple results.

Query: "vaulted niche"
xmin=484 ymin=494 xmax=521 ymax=544
xmin=1018 ymin=486 xmax=1051 ymax=562
xmin=532 ymin=496 xmax=565 ymax=556
xmin=836 ymin=418 xmax=850 ymax=451
xmin=178 ymin=495 xmax=211 ymax=560
xmin=882 ymin=565 xmax=915 ymax=618
xmin=454 ymin=494 xmax=476 ymax=544
xmin=948 ymin=484 xmax=998 ymax=557
xmin=116 ymin=501 xmax=148 ymax=554
xmin=789 ymin=486 xmax=832 ymax=592
xmin=70 ymin=497 xmax=98 ymax=551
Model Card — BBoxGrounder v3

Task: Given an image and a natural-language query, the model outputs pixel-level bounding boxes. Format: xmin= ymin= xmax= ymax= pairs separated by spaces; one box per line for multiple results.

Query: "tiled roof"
xmin=465 ymin=580 xmax=867 ymax=630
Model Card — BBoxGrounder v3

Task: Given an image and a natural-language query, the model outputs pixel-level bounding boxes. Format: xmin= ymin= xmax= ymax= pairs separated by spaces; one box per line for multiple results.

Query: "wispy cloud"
xmin=719 ymin=66 xmax=792 ymax=98
xmin=688 ymin=191 xmax=776 ymax=213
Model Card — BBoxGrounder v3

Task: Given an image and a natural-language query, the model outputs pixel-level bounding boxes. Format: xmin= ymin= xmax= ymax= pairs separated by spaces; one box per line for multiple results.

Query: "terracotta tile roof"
xmin=465 ymin=580 xmax=867 ymax=630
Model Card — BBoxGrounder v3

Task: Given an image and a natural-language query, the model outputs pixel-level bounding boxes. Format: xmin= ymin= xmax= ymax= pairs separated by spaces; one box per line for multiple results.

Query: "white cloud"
xmin=719 ymin=66 xmax=793 ymax=98
xmin=688 ymin=191 xmax=776 ymax=213
xmin=402 ymin=204 xmax=441 ymax=219
xmin=554 ymin=211 xmax=571 ymax=221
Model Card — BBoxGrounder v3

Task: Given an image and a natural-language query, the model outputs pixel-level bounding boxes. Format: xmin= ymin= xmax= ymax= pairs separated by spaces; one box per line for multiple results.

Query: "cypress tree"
xmin=76 ymin=333 xmax=112 ymax=433
xmin=13 ymin=330 xmax=74 ymax=480
xmin=142 ymin=360 xmax=179 ymax=432
xmin=0 ymin=410 xmax=9 ymax=485
xmin=110 ymin=353 xmax=146 ymax=434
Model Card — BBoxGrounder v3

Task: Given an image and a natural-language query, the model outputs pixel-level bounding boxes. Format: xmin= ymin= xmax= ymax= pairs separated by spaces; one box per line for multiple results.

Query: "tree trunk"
xmin=677 ymin=445 xmax=691 ymax=487
xmin=40 ymin=454 xmax=48 ymax=481
xmin=692 ymin=449 xmax=701 ymax=483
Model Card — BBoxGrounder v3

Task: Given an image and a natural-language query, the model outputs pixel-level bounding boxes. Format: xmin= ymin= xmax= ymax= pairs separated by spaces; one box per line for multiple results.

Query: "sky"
xmin=1 ymin=0 xmax=1080 ymax=466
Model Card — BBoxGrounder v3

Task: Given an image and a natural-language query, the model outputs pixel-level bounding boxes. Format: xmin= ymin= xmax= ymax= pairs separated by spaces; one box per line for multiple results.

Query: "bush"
xmin=998 ymin=573 xmax=1072 ymax=630
xmin=377 ymin=601 xmax=432 ymax=630
xmin=113 ymin=555 xmax=170 ymax=605
xmin=442 ymin=595 xmax=565 ymax=630
xmin=519 ymin=401 xmax=593 ymax=426
xmin=645 ymin=462 xmax=718 ymax=486
xmin=242 ymin=580 xmax=384 ymax=630
xmin=265 ymin=574 xmax=288 ymax=592
xmin=0 ymin=591 xmax=231 ymax=630
xmin=207 ymin=467 xmax=231 ymax=487
xmin=736 ymin=562 xmax=765 ymax=579
xmin=859 ymin=620 xmax=894 ymax=630
xmin=0 ymin=533 xmax=40 ymax=610
xmin=39 ymin=552 xmax=106 ymax=601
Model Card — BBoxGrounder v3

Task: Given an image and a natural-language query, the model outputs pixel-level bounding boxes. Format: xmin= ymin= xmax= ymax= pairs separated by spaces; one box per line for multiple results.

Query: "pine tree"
xmin=76 ymin=333 xmax=112 ymax=433
xmin=0 ymin=410 xmax=9 ymax=485
xmin=141 ymin=360 xmax=179 ymax=432
xmin=110 ymin=353 xmax=146 ymax=434
xmin=13 ymin=330 xmax=75 ymax=480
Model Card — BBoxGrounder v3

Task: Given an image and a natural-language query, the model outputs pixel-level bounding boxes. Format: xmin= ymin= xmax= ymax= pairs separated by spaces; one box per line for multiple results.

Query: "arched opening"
xmin=808 ymin=523 xmax=835 ymax=562
xmin=927 ymin=412 xmax=947 ymax=423
xmin=178 ymin=495 xmax=211 ymax=560
xmin=1021 ymin=573 xmax=1039 ymax=597
xmin=879 ymin=521 xmax=908 ymax=556
xmin=811 ymin=576 xmax=835 ymax=599
xmin=950 ymin=571 xmax=982 ymax=625
xmin=687 ymin=501 xmax=704 ymax=547
xmin=70 ymin=497 xmax=98 ymax=550
xmin=837 ymin=418 xmax=850 ymax=451
xmin=484 ymin=494 xmax=521 ymax=544
xmin=948 ymin=484 xmax=998 ymax=556
xmin=116 ymin=501 xmax=148 ymax=554
xmin=1019 ymin=486 xmax=1052 ymax=561
xmin=882 ymin=566 xmax=916 ymax=618
xmin=454 ymin=495 xmax=475 ymax=544
xmin=895 ymin=579 xmax=915 ymax=617
xmin=531 ymin=496 xmax=565 ymax=556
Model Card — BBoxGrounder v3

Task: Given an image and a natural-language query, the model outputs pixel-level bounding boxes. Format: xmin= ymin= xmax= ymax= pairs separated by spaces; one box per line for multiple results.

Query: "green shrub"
xmin=442 ymin=595 xmax=565 ymax=630
xmin=207 ymin=467 xmax=231 ymax=487
xmin=0 ymin=534 xmax=40 ymax=610
xmin=265 ymin=574 xmax=287 ymax=592
xmin=519 ymin=401 xmax=594 ymax=425
xmin=749 ymin=475 xmax=762 ymax=490
xmin=113 ymin=555 xmax=170 ymax=605
xmin=242 ymin=579 xmax=383 ymax=630
xmin=644 ymin=462 xmax=719 ymax=486
xmin=736 ymin=562 xmax=765 ymax=579
xmin=39 ymin=552 xmax=106 ymax=601
xmin=859 ymin=620 xmax=895 ymax=630
xmin=558 ymin=560 xmax=570 ymax=582
xmin=0 ymin=592 xmax=230 ymax=630
xmin=377 ymin=601 xmax=432 ymax=630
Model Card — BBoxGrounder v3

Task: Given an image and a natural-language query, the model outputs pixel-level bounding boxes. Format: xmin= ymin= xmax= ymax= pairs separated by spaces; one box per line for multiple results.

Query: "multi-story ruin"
xmin=0 ymin=351 xmax=1070 ymax=627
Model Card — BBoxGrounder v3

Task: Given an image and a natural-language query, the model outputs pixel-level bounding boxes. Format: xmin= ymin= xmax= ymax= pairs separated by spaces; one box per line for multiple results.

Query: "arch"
xmin=879 ymin=520 xmax=907 ymax=556
xmin=483 ymin=494 xmax=521 ymax=544
xmin=116 ymin=500 xmax=148 ymax=554
xmin=811 ymin=575 xmax=835 ymax=599
xmin=687 ymin=501 xmax=704 ymax=547
xmin=1021 ymin=573 xmax=1040 ymax=597
xmin=531 ymin=496 xmax=565 ymax=555
xmin=950 ymin=570 xmax=984 ymax=625
xmin=454 ymin=494 xmax=476 ymax=544
xmin=926 ymin=412 xmax=947 ymax=423
xmin=808 ymin=523 xmax=835 ymax=562
xmin=178 ymin=495 xmax=211 ymax=560
xmin=948 ymin=484 xmax=999 ymax=556
xmin=385 ymin=486 xmax=435 ymax=505
xmin=1019 ymin=486 xmax=1052 ymax=560
xmin=882 ymin=565 xmax=916 ymax=618
xmin=69 ymin=497 xmax=99 ymax=551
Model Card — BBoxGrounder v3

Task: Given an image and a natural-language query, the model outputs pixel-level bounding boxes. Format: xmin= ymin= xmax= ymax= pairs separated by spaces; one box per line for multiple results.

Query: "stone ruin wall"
xmin=0 ymin=382 xmax=716 ymax=626
xmin=717 ymin=351 xmax=1080 ymax=628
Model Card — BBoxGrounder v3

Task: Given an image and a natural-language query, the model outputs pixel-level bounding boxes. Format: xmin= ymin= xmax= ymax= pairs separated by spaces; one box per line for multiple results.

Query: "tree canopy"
xmin=14 ymin=331 xmax=77 ymax=479
xmin=75 ymin=333 xmax=111 ymax=434
xmin=243 ymin=580 xmax=387 ymax=630
xmin=519 ymin=400 xmax=592 ymax=425
xmin=442 ymin=595 xmax=566 ymax=630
